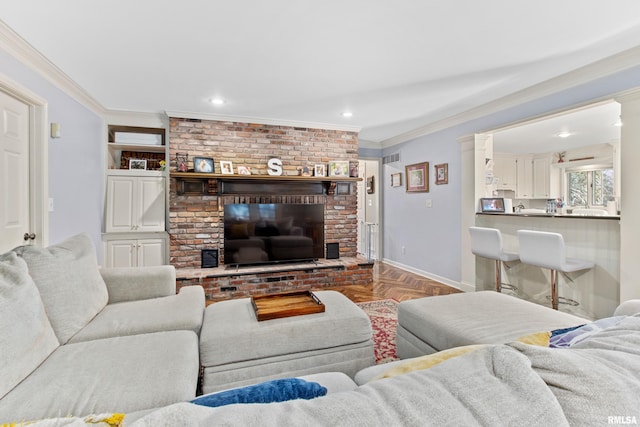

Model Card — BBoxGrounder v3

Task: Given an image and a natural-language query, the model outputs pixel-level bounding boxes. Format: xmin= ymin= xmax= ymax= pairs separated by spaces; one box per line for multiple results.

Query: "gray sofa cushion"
xmin=69 ymin=285 xmax=205 ymax=343
xmin=15 ymin=233 xmax=109 ymax=343
xmin=0 ymin=330 xmax=200 ymax=422
xmin=0 ymin=252 xmax=59 ymax=400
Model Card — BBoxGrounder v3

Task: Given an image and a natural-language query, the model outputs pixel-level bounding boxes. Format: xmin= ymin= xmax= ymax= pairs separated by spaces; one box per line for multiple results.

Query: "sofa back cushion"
xmin=0 ymin=252 xmax=59 ymax=399
xmin=15 ymin=233 xmax=109 ymax=343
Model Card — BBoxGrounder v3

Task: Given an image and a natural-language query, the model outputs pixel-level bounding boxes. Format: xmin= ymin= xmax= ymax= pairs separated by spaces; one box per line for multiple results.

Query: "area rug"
xmin=357 ymin=299 xmax=399 ymax=364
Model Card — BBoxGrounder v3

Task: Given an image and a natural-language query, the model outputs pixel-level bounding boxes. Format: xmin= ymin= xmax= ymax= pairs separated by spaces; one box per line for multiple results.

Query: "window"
xmin=566 ymin=168 xmax=614 ymax=207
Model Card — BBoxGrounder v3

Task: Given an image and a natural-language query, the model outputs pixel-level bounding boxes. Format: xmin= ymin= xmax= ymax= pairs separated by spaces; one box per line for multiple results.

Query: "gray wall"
xmin=0 ymin=48 xmax=105 ymax=260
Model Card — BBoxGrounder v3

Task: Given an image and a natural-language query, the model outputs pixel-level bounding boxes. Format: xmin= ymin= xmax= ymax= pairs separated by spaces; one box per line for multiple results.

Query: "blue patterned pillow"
xmin=191 ymin=378 xmax=327 ymax=407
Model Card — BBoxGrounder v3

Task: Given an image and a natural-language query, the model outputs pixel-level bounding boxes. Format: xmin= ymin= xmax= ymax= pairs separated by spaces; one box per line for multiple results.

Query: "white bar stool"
xmin=469 ymin=227 xmax=519 ymax=293
xmin=517 ymin=230 xmax=594 ymax=310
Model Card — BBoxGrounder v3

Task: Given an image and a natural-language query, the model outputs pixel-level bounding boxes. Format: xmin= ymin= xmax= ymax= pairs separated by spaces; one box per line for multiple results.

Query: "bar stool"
xmin=469 ymin=227 xmax=519 ymax=293
xmin=517 ymin=230 xmax=594 ymax=310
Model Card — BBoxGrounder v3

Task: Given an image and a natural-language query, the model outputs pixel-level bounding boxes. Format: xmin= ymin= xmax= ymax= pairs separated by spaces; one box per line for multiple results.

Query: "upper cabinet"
xmin=107 ymin=125 xmax=166 ymax=171
xmin=515 ymin=156 xmax=533 ymax=199
xmin=493 ymin=155 xmax=517 ymax=191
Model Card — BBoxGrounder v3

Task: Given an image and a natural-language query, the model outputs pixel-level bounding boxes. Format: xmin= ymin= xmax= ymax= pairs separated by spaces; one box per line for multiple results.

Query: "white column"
xmin=617 ymin=89 xmax=640 ymax=303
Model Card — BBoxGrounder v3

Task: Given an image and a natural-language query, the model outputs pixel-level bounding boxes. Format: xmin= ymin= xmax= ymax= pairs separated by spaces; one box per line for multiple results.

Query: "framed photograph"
xmin=194 ymin=156 xmax=214 ymax=173
xmin=405 ymin=162 xmax=429 ymax=192
xmin=328 ymin=160 xmax=349 ymax=177
xmin=435 ymin=163 xmax=448 ymax=185
xmin=299 ymin=165 xmax=312 ymax=176
xmin=390 ymin=172 xmax=402 ymax=187
xmin=314 ymin=164 xmax=326 ymax=177
xmin=220 ymin=161 xmax=234 ymax=174
xmin=366 ymin=176 xmax=374 ymax=194
xmin=129 ymin=159 xmax=147 ymax=170
xmin=237 ymin=165 xmax=251 ymax=175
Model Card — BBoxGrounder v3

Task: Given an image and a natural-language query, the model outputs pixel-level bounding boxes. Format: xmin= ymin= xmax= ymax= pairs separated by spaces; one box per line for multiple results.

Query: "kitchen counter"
xmin=477 ymin=212 xmax=620 ymax=220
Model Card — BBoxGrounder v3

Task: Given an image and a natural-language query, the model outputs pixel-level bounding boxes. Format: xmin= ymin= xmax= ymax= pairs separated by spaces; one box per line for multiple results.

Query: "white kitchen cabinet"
xmin=105 ymin=173 xmax=165 ymax=233
xmin=532 ymin=157 xmax=550 ymax=198
xmin=105 ymin=237 xmax=166 ymax=268
xmin=493 ymin=155 xmax=517 ymax=190
xmin=516 ymin=156 xmax=533 ymax=198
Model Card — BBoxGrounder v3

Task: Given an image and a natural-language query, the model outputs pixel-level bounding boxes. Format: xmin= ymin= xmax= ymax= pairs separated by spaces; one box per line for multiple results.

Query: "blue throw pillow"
xmin=191 ymin=378 xmax=328 ymax=408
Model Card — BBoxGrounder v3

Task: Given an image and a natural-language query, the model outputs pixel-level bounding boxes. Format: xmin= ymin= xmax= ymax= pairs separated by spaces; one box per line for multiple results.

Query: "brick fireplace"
xmin=168 ymin=117 xmax=373 ymax=301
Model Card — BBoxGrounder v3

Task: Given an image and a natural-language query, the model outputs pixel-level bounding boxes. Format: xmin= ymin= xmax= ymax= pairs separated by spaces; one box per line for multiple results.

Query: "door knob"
xmin=23 ymin=232 xmax=36 ymax=241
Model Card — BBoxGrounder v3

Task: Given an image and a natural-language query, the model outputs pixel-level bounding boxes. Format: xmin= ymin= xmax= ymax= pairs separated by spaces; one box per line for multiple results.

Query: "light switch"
xmin=426 ymin=199 xmax=432 ymax=208
xmin=50 ymin=123 xmax=61 ymax=138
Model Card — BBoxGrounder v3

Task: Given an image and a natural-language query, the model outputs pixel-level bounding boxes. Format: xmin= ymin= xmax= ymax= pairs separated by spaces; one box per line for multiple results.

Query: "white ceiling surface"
xmin=3 ymin=1 xmax=640 ymax=146
xmin=493 ymin=101 xmax=621 ymax=154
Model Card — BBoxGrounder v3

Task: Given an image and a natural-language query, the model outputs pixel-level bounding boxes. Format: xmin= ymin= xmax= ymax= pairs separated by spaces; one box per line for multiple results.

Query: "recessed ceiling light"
xmin=210 ymin=98 xmax=225 ymax=105
xmin=556 ymin=131 xmax=572 ymax=138
xmin=341 ymin=111 xmax=353 ymax=118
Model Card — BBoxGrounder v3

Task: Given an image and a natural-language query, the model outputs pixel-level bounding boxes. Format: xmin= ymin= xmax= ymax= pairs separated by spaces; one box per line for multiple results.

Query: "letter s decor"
xmin=267 ymin=158 xmax=283 ymax=176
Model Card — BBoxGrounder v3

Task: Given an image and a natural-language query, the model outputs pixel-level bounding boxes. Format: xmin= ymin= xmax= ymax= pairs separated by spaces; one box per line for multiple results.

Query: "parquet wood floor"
xmin=325 ymin=261 xmax=462 ymax=303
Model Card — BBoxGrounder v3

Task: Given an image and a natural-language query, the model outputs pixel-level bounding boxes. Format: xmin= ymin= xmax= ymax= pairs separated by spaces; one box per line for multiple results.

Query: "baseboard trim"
xmin=380 ymin=258 xmax=464 ymax=291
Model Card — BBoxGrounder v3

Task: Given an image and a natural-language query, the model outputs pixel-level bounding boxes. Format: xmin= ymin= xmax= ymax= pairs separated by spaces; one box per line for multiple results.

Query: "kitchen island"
xmin=475 ymin=213 xmax=620 ymax=319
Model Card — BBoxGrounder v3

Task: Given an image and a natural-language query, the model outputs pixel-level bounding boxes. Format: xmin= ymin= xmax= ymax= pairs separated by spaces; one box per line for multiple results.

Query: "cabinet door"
xmin=516 ymin=157 xmax=533 ymax=198
xmin=106 ymin=176 xmax=136 ymax=232
xmin=137 ymin=238 xmax=166 ymax=267
xmin=106 ymin=239 xmax=137 ymax=268
xmin=532 ymin=157 xmax=550 ymax=198
xmin=494 ymin=156 xmax=517 ymax=190
xmin=137 ymin=177 xmax=165 ymax=232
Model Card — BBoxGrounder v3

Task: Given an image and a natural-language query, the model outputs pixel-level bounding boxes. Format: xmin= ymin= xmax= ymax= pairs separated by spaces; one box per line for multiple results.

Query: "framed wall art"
xmin=237 ymin=165 xmax=251 ymax=175
xmin=314 ymin=164 xmax=326 ymax=177
xmin=129 ymin=159 xmax=147 ymax=170
xmin=405 ymin=162 xmax=429 ymax=192
xmin=194 ymin=156 xmax=214 ymax=173
xmin=390 ymin=172 xmax=402 ymax=187
xmin=434 ymin=163 xmax=448 ymax=185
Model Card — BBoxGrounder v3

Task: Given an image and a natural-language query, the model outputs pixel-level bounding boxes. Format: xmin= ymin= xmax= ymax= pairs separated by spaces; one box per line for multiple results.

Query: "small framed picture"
xmin=366 ymin=176 xmax=374 ymax=194
xmin=237 ymin=165 xmax=251 ymax=175
xmin=194 ymin=156 xmax=214 ymax=173
xmin=220 ymin=161 xmax=234 ymax=174
xmin=390 ymin=172 xmax=402 ymax=187
xmin=129 ymin=159 xmax=147 ymax=170
xmin=435 ymin=163 xmax=448 ymax=185
xmin=328 ymin=160 xmax=349 ymax=177
xmin=314 ymin=164 xmax=326 ymax=177
xmin=405 ymin=161 xmax=429 ymax=192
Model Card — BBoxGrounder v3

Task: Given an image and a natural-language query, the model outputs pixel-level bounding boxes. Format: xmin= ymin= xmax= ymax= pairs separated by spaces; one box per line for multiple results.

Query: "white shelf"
xmin=107 ymin=143 xmax=165 ymax=153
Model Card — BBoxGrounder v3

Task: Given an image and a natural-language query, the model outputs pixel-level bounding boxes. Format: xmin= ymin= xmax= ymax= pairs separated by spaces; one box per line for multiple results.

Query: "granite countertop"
xmin=477 ymin=212 xmax=620 ymax=220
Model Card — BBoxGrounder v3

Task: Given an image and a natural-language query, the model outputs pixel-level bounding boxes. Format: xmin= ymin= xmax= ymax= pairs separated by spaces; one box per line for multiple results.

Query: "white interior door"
xmin=0 ymin=91 xmax=29 ymax=252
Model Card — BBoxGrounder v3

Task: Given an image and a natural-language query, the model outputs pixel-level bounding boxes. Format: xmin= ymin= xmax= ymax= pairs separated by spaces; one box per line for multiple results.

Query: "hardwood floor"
xmin=325 ymin=261 xmax=462 ymax=303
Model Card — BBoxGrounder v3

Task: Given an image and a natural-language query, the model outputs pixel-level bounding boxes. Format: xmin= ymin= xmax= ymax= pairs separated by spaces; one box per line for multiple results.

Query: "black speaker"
xmin=201 ymin=249 xmax=219 ymax=268
xmin=326 ymin=243 xmax=339 ymax=259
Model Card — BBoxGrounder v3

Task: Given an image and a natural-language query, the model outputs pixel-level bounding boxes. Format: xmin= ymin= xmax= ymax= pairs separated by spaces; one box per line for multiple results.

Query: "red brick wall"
xmin=168 ymin=118 xmax=360 ymax=268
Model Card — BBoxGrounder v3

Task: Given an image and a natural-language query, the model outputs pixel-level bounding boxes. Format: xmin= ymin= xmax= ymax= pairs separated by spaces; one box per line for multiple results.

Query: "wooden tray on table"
xmin=251 ymin=291 xmax=325 ymax=321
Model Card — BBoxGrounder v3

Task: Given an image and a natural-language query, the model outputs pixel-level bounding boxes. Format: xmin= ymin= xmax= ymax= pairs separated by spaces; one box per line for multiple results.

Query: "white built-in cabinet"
xmin=105 ymin=237 xmax=166 ymax=268
xmin=505 ymin=154 xmax=559 ymax=199
xmin=516 ymin=156 xmax=533 ymax=198
xmin=493 ymin=155 xmax=517 ymax=190
xmin=103 ymin=124 xmax=168 ymax=268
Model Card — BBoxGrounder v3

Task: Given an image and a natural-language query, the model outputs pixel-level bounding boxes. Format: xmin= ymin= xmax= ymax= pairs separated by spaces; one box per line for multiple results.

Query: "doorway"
xmin=357 ymin=158 xmax=381 ymax=261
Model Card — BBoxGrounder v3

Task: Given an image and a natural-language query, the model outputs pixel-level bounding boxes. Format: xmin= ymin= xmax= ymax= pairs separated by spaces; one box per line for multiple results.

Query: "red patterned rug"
xmin=357 ymin=299 xmax=399 ymax=364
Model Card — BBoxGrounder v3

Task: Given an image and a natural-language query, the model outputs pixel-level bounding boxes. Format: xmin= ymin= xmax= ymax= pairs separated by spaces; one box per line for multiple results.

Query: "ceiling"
xmin=2 ymin=1 xmax=640 ymax=147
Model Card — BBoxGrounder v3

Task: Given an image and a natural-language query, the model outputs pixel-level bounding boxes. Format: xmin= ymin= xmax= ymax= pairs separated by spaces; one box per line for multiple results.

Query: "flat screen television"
xmin=480 ymin=197 xmax=505 ymax=213
xmin=224 ymin=203 xmax=324 ymax=266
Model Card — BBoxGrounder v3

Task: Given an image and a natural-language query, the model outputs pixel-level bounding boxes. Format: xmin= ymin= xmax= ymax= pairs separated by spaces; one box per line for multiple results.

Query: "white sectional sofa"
xmin=0 ymin=233 xmax=206 ymax=423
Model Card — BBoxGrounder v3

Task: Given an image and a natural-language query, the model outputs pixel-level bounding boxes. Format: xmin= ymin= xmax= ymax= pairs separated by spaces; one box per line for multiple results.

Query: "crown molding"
xmin=381 ymin=45 xmax=640 ymax=149
xmin=357 ymin=138 xmax=382 ymax=150
xmin=166 ymin=110 xmax=361 ymax=133
xmin=0 ymin=21 xmax=105 ymax=115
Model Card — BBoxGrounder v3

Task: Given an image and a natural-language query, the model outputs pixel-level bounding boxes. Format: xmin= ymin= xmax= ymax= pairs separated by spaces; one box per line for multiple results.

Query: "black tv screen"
xmin=224 ymin=204 xmax=324 ymax=266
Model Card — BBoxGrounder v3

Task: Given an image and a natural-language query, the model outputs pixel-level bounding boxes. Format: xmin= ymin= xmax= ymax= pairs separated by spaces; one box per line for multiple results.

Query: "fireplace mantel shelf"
xmin=170 ymin=172 xmax=360 ymax=195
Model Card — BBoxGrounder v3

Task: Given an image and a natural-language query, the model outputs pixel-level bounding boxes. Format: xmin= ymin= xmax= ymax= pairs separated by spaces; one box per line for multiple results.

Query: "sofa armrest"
xmin=613 ymin=299 xmax=640 ymax=317
xmin=100 ymin=265 xmax=176 ymax=304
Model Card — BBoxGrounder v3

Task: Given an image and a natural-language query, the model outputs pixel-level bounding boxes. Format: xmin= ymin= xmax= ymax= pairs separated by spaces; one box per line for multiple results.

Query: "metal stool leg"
xmin=550 ymin=269 xmax=558 ymax=310
xmin=495 ymin=259 xmax=501 ymax=292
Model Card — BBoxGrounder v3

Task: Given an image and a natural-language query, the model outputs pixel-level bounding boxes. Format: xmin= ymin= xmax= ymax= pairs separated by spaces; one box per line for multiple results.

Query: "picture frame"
xmin=194 ymin=156 xmax=214 ymax=173
xmin=405 ymin=161 xmax=429 ymax=192
xmin=390 ymin=172 xmax=402 ymax=187
xmin=237 ymin=165 xmax=251 ymax=175
xmin=328 ymin=160 xmax=349 ymax=177
xmin=435 ymin=163 xmax=448 ymax=185
xmin=366 ymin=176 xmax=374 ymax=194
xmin=129 ymin=159 xmax=147 ymax=170
xmin=314 ymin=164 xmax=326 ymax=177
xmin=220 ymin=160 xmax=234 ymax=174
